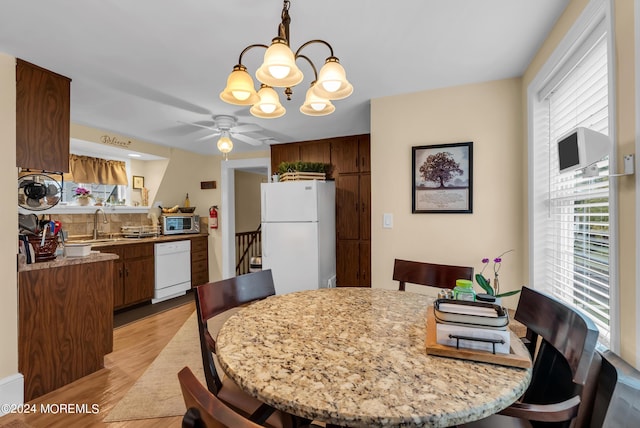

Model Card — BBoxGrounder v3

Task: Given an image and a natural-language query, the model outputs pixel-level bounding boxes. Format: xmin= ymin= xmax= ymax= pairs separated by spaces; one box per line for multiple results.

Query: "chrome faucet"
xmin=93 ymin=208 xmax=108 ymax=240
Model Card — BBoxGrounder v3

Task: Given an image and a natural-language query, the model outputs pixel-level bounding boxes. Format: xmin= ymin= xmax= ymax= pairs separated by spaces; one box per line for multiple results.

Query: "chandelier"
xmin=219 ymin=0 xmax=353 ymax=118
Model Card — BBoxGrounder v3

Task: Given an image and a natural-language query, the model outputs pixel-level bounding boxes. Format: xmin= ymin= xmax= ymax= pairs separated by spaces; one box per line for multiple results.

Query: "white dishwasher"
xmin=153 ymin=240 xmax=191 ymax=304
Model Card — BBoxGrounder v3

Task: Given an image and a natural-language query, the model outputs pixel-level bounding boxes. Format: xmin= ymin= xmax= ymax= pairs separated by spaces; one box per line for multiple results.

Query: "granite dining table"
xmin=215 ymin=287 xmax=532 ymax=428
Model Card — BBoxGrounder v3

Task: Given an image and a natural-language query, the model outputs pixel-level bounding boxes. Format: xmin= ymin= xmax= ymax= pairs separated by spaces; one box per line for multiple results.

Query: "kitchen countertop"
xmin=18 ymin=251 xmax=119 ymax=272
xmin=217 ymin=288 xmax=532 ymax=428
xmin=18 ymin=232 xmax=209 ymax=272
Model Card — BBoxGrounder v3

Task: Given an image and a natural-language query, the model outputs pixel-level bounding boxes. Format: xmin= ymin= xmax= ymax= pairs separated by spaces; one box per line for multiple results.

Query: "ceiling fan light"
xmin=256 ymin=38 xmax=304 ymax=87
xmin=217 ymin=134 xmax=233 ymax=154
xmin=313 ymin=57 xmax=353 ymax=100
xmin=220 ymin=65 xmax=260 ymax=105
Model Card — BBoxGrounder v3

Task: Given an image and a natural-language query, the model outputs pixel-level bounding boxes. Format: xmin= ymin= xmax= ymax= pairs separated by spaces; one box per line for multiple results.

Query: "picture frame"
xmin=412 ymin=142 xmax=473 ymax=213
xmin=132 ymin=175 xmax=144 ymax=189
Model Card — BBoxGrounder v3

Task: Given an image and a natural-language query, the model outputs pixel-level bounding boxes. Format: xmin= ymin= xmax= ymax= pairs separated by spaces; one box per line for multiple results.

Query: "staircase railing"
xmin=236 ymin=225 xmax=262 ymax=275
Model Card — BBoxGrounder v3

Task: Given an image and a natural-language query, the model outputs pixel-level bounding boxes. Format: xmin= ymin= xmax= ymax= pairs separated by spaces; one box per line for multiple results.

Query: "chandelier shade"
xmin=312 ymin=57 xmax=353 ymax=100
xmin=219 ymin=65 xmax=260 ymax=105
xmin=300 ymin=84 xmax=335 ymax=116
xmin=219 ymin=0 xmax=352 ymax=119
xmin=250 ymin=85 xmax=286 ymax=118
xmin=255 ymin=38 xmax=304 ymax=88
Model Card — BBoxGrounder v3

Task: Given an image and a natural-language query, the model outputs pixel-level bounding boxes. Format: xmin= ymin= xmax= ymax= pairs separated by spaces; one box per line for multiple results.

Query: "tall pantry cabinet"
xmin=270 ymin=134 xmax=371 ymax=287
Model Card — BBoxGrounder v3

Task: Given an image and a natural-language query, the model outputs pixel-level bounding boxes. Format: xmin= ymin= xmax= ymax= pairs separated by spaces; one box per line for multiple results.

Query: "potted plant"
xmin=277 ymin=161 xmax=330 ymax=181
xmin=73 ymin=186 xmax=94 ymax=206
xmin=475 ymin=250 xmax=521 ymax=299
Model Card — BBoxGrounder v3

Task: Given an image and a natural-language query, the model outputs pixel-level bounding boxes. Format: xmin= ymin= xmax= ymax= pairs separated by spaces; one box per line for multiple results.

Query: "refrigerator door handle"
xmin=262 ymin=226 xmax=268 ymax=257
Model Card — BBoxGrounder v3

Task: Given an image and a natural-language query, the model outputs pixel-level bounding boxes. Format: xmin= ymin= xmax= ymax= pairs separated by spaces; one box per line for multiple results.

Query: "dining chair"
xmin=194 ymin=270 xmax=295 ymax=428
xmin=179 ymin=366 xmax=263 ymax=428
xmin=392 ymin=258 xmax=474 ymax=291
xmin=459 ymin=285 xmax=599 ymax=428
xmin=588 ymin=349 xmax=640 ymax=427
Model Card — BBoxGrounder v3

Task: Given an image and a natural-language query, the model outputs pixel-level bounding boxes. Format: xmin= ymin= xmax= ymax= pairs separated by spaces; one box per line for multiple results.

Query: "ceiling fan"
xmin=181 ymin=115 xmax=268 ymax=147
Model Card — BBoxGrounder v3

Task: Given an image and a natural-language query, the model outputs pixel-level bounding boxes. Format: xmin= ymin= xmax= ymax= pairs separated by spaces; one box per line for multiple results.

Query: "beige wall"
xmin=371 ymin=78 xmax=525 ymax=307
xmin=0 ymin=54 xmax=18 ymax=381
xmin=234 ymin=170 xmax=266 ymax=233
xmin=522 ymin=0 xmax=637 ymax=363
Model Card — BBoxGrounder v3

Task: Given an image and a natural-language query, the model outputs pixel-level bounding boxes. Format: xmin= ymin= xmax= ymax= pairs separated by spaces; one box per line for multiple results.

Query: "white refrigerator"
xmin=261 ymin=180 xmax=336 ymax=295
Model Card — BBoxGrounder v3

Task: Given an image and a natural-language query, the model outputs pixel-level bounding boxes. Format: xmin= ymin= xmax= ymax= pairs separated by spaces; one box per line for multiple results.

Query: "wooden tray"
xmin=426 ymin=306 xmax=532 ymax=368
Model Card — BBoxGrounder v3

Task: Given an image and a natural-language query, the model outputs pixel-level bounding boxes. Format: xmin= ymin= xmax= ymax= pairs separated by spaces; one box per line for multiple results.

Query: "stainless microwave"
xmin=160 ymin=214 xmax=200 ymax=235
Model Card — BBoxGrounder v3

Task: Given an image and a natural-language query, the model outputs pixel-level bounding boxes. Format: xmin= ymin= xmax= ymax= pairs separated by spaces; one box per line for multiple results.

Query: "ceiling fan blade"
xmin=177 ymin=120 xmax=218 ymax=132
xmin=231 ymin=123 xmax=262 ymax=133
xmin=196 ymin=132 xmax=221 ymax=142
xmin=232 ymin=133 xmax=263 ymax=146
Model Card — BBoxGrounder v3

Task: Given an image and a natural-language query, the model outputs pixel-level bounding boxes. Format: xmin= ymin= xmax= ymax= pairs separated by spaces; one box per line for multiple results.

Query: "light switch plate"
xmin=383 ymin=213 xmax=393 ymax=229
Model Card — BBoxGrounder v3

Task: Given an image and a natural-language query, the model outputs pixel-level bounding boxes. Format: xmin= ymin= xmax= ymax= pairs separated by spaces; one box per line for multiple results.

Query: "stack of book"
xmin=433 ymin=299 xmax=511 ymax=354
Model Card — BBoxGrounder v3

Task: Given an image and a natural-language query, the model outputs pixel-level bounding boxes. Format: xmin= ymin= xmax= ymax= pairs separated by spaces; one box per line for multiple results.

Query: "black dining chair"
xmin=392 ymin=258 xmax=474 ymax=291
xmin=588 ymin=349 xmax=640 ymax=427
xmin=459 ymin=286 xmax=599 ymax=428
xmin=194 ymin=270 xmax=296 ymax=428
xmin=179 ymin=366 xmax=264 ymax=428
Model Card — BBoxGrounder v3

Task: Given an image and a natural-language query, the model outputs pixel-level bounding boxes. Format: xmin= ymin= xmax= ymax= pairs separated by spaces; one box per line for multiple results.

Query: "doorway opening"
xmin=221 ymin=157 xmax=270 ymax=278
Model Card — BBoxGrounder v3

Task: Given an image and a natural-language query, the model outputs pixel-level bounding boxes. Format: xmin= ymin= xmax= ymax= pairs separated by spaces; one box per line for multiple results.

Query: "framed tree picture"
xmin=412 ymin=142 xmax=473 ymax=213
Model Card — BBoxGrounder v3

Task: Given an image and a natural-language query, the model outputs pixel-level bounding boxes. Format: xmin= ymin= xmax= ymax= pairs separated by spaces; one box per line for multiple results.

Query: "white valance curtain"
xmin=69 ymin=154 xmax=128 ymax=185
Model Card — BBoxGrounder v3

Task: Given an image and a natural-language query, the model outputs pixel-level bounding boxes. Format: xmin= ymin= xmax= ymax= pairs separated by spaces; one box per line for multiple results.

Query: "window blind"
xmin=533 ymin=31 xmax=611 ymax=346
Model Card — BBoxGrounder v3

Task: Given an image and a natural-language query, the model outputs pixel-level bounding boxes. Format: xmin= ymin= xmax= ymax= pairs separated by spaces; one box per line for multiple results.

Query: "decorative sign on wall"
xmin=200 ymin=181 xmax=217 ymax=189
xmin=100 ymin=135 xmax=132 ymax=148
xmin=412 ymin=142 xmax=473 ymax=214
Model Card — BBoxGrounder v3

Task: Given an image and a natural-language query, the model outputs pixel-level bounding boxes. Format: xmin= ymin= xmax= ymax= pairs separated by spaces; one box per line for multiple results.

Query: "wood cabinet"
xmin=101 ymin=243 xmax=155 ymax=310
xmin=270 ymin=134 xmax=371 ymax=287
xmin=270 ymin=143 xmax=301 ymax=172
xmin=16 ymin=59 xmax=71 ymax=172
xmin=190 ymin=235 xmax=209 ymax=287
xmin=19 ymin=259 xmax=114 ymax=401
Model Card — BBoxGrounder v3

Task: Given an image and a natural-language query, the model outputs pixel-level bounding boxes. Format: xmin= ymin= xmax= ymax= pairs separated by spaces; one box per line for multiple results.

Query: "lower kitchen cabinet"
xmin=336 ymin=240 xmax=371 ymax=287
xmin=101 ymin=243 xmax=154 ymax=310
xmin=190 ymin=235 xmax=209 ymax=287
xmin=18 ymin=257 xmax=114 ymax=401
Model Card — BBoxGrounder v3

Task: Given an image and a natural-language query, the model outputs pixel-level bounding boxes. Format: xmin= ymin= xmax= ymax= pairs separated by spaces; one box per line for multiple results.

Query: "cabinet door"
xmin=300 ymin=141 xmax=331 ymax=164
xmin=123 ymin=257 xmax=154 ymax=304
xmin=336 ymin=240 xmax=360 ymax=286
xmin=359 ymin=174 xmax=371 ymax=240
xmin=336 ymin=174 xmax=359 ymax=240
xmin=358 ymin=134 xmax=371 ymax=173
xmin=271 ymin=143 xmax=301 ymax=172
xmin=16 ymin=59 xmax=71 ymax=172
xmin=360 ymin=241 xmax=371 ymax=287
xmin=332 ymin=136 xmax=359 ymax=175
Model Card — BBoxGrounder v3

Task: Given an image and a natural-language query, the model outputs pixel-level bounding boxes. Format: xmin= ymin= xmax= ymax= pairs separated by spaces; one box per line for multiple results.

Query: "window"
xmin=530 ymin=9 xmax=615 ymax=348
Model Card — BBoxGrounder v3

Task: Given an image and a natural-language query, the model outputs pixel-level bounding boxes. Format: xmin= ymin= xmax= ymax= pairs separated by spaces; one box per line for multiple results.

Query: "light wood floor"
xmin=0 ymin=301 xmax=196 ymax=428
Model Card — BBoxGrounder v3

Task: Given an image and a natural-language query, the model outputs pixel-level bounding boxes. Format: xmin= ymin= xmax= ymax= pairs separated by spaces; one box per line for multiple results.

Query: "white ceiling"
xmin=0 ymin=0 xmax=569 ymax=156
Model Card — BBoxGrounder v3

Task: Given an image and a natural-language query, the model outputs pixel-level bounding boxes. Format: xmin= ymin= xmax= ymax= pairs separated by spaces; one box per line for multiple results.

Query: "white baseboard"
xmin=0 ymin=373 xmax=24 ymax=415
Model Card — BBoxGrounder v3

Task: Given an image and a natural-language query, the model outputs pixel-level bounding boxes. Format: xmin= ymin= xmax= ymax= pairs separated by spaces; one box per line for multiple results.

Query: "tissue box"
xmin=64 ymin=243 xmax=91 ymax=257
xmin=436 ymin=322 xmax=511 ymax=354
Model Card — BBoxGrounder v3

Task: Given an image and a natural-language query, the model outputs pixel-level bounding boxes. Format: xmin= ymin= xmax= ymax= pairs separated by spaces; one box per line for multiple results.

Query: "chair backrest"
xmin=589 ymin=350 xmax=640 ymax=428
xmin=392 ymin=258 xmax=474 ymax=291
xmin=195 ymin=269 xmax=276 ymax=394
xmin=515 ymin=286 xmax=599 ymax=426
xmin=179 ymin=366 xmax=262 ymax=428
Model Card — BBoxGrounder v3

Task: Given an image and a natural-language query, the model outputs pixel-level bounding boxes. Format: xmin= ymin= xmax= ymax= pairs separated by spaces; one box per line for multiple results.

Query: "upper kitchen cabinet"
xmin=16 ymin=59 xmax=71 ymax=172
xmin=270 ymin=143 xmax=300 ymax=173
xmin=331 ymin=134 xmax=370 ymax=174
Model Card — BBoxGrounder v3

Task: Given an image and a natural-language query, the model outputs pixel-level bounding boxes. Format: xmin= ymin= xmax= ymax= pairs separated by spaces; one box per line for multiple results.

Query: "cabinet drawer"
xmin=124 ymin=243 xmax=154 ymax=259
xmin=191 ymin=249 xmax=207 ymax=263
xmin=191 ymin=259 xmax=208 ymax=273
xmin=192 ymin=270 xmax=209 ymax=287
xmin=191 ymin=237 xmax=208 ymax=252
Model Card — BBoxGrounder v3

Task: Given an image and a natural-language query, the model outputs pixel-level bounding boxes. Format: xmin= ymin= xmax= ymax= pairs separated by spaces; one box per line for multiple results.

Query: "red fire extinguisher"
xmin=209 ymin=205 xmax=218 ymax=229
